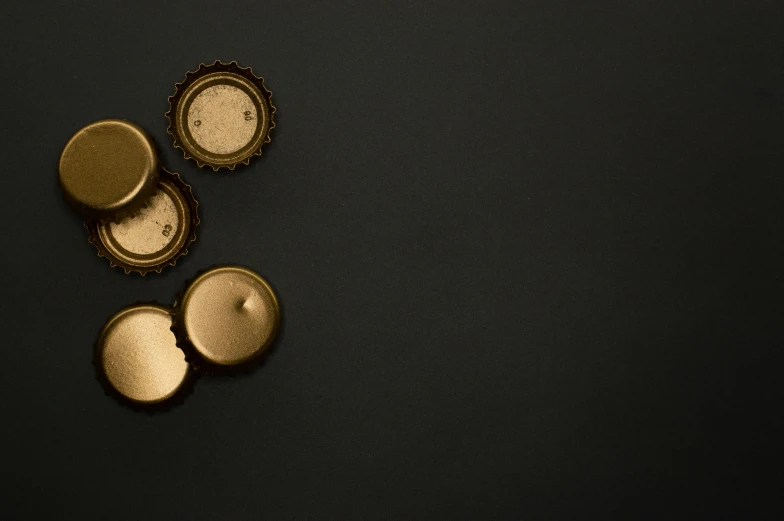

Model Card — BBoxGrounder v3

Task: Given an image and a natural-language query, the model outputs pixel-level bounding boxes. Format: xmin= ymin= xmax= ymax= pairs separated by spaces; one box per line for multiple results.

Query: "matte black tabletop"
xmin=2 ymin=1 xmax=782 ymax=519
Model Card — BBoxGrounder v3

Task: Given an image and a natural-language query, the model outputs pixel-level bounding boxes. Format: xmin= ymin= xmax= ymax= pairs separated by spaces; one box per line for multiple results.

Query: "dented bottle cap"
xmin=173 ymin=266 xmax=280 ymax=372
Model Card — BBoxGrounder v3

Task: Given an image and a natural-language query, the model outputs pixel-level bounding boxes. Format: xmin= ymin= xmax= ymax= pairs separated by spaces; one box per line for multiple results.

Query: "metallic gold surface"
xmin=86 ymin=169 xmax=199 ymax=275
xmin=177 ymin=266 xmax=280 ymax=366
xmin=59 ymin=119 xmax=159 ymax=220
xmin=167 ymin=61 xmax=275 ymax=170
xmin=97 ymin=305 xmax=190 ymax=404
xmin=189 ymin=85 xmax=258 ymax=154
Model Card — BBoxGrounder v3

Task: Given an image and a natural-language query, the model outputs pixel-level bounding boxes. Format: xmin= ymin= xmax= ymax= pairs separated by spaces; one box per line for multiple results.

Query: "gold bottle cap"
xmin=59 ymin=119 xmax=160 ymax=221
xmin=174 ymin=266 xmax=280 ymax=371
xmin=86 ymin=169 xmax=199 ymax=275
xmin=167 ymin=61 xmax=275 ymax=171
xmin=96 ymin=304 xmax=191 ymax=406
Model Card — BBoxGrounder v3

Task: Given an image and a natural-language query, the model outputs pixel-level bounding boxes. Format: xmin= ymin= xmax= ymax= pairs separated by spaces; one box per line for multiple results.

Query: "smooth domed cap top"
xmin=97 ymin=304 xmax=190 ymax=404
xmin=59 ymin=119 xmax=159 ymax=220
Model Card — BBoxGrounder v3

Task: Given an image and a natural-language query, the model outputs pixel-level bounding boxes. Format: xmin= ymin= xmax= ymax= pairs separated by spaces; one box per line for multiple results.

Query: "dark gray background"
xmin=2 ymin=1 xmax=783 ymax=519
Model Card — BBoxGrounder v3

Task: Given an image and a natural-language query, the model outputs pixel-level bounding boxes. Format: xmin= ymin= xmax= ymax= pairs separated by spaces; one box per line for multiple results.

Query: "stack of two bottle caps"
xmin=58 ymin=62 xmax=280 ymax=408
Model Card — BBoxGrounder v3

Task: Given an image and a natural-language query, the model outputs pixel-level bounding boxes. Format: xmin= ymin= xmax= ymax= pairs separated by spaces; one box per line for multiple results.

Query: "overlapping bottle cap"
xmin=95 ymin=304 xmax=193 ymax=408
xmin=59 ymin=119 xmax=199 ymax=274
xmin=59 ymin=119 xmax=160 ymax=221
xmin=172 ymin=266 xmax=281 ymax=374
xmin=95 ymin=266 xmax=280 ymax=409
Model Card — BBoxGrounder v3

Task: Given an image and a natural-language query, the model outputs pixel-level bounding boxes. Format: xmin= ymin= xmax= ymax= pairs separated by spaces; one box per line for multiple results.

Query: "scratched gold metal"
xmin=97 ymin=305 xmax=190 ymax=404
xmin=86 ymin=169 xmax=199 ymax=275
xmin=167 ymin=61 xmax=275 ymax=170
xmin=59 ymin=119 xmax=159 ymax=220
xmin=176 ymin=266 xmax=280 ymax=366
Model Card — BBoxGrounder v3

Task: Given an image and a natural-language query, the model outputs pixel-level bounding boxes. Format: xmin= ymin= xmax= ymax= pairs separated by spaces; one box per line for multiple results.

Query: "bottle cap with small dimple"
xmin=172 ymin=266 xmax=281 ymax=373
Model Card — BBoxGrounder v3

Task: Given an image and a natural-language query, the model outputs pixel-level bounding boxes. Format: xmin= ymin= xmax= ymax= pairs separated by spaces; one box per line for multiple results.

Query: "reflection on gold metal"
xmin=97 ymin=305 xmax=190 ymax=405
xmin=59 ymin=119 xmax=159 ymax=221
xmin=86 ymin=169 xmax=199 ymax=275
xmin=174 ymin=266 xmax=280 ymax=370
xmin=167 ymin=61 xmax=275 ymax=171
